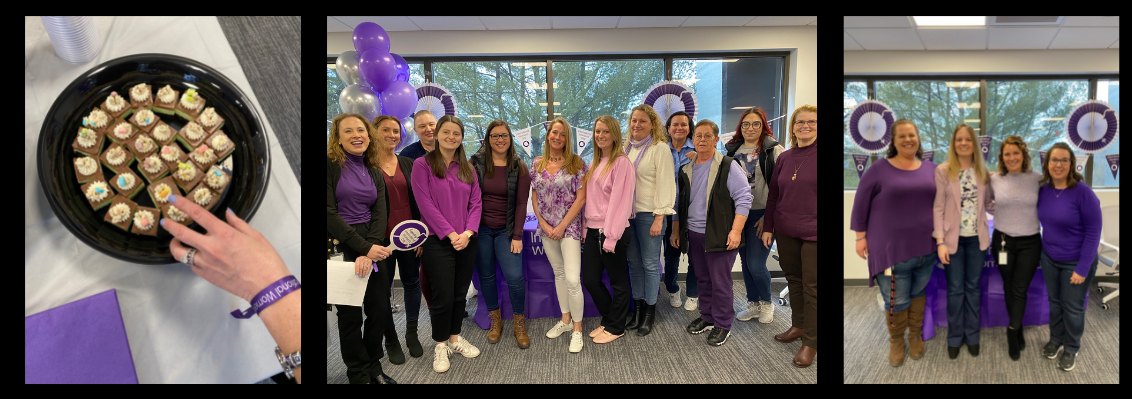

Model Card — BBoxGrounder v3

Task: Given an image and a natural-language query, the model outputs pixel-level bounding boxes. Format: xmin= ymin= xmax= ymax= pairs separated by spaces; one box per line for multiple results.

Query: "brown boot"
xmin=513 ymin=314 xmax=530 ymax=349
xmin=774 ymin=326 xmax=805 ymax=343
xmin=907 ymin=296 xmax=926 ymax=360
xmin=487 ymin=309 xmax=502 ymax=344
xmin=887 ymin=308 xmax=909 ymax=367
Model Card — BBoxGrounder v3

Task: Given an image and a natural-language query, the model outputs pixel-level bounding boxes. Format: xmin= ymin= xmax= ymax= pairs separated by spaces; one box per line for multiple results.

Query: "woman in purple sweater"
xmin=1036 ymin=143 xmax=1102 ymax=372
xmin=762 ymin=104 xmax=817 ymax=367
xmin=850 ymin=119 xmax=937 ymax=367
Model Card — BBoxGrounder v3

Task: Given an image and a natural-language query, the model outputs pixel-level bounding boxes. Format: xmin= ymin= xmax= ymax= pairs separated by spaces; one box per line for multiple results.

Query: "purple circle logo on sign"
xmin=389 ymin=220 xmax=429 ymax=250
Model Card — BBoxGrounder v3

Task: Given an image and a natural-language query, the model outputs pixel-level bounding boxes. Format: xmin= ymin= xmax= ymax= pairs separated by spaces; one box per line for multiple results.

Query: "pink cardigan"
xmin=932 ymin=163 xmax=992 ymax=254
xmin=584 ymin=156 xmax=636 ymax=252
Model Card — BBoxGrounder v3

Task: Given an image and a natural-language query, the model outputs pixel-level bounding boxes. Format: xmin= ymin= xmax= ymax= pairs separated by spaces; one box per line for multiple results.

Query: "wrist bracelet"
xmin=276 ymin=346 xmax=301 ymax=380
xmin=231 ymin=276 xmax=300 ymax=319
xmin=855 ymin=236 xmax=866 ymax=241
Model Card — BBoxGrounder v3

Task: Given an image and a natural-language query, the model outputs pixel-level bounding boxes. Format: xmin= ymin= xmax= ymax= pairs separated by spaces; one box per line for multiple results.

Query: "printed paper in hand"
xmin=327 ymin=260 xmax=370 ymax=306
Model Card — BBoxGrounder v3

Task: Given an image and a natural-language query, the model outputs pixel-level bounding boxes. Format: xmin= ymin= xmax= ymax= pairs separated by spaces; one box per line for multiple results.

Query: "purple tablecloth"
xmin=922 ymin=220 xmax=1088 ymax=340
xmin=472 ymin=215 xmax=648 ymax=329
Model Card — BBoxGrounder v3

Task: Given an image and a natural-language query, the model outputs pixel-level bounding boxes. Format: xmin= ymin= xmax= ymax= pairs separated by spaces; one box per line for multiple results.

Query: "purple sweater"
xmin=1037 ymin=182 xmax=1102 ymax=277
xmin=335 ymin=152 xmax=378 ymax=225
xmin=411 ymin=157 xmax=483 ymax=240
xmin=850 ymin=157 xmax=937 ymax=287
xmin=763 ymin=141 xmax=816 ymax=241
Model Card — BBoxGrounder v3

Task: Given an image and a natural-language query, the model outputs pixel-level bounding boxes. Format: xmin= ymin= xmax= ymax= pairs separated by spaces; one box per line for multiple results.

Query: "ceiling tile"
xmin=327 ymin=17 xmax=352 ymax=32
xmin=478 ymin=16 xmax=551 ymax=30
xmin=844 ymin=16 xmax=912 ymax=28
xmin=844 ymin=30 xmax=863 ymax=50
xmin=917 ymin=27 xmax=987 ymax=50
xmin=332 ymin=16 xmax=421 ymax=32
xmin=406 ymin=16 xmax=486 ymax=31
xmin=746 ymin=16 xmax=817 ymax=26
xmin=1062 ymin=16 xmax=1119 ymax=27
xmin=617 ymin=16 xmax=689 ymax=28
xmin=844 ymin=28 xmax=924 ymax=50
xmin=1049 ymin=27 xmax=1120 ymax=49
xmin=988 ymin=27 xmax=1059 ymax=49
xmin=681 ymin=16 xmax=757 ymax=27
xmin=550 ymin=16 xmax=620 ymax=29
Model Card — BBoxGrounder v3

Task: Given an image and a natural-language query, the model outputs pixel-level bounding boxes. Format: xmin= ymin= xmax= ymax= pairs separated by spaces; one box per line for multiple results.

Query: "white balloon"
xmin=339 ymin=84 xmax=381 ymax=122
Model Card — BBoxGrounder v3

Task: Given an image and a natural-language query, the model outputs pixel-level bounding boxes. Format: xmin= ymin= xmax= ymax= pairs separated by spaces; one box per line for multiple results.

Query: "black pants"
xmin=334 ymin=223 xmax=391 ymax=384
xmin=382 ymin=245 xmax=422 ymax=323
xmin=420 ymin=234 xmax=478 ymax=343
xmin=776 ymin=231 xmax=817 ymax=349
xmin=582 ymin=227 xmax=631 ymax=335
xmin=992 ymin=230 xmax=1042 ymax=331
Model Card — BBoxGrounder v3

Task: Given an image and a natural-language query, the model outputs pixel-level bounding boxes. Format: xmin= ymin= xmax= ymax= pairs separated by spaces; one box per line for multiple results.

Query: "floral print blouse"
xmin=959 ymin=168 xmax=978 ymax=237
xmin=530 ymin=157 xmax=588 ymax=241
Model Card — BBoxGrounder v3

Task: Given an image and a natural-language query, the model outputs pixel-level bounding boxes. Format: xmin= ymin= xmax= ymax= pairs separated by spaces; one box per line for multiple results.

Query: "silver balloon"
xmin=339 ymin=84 xmax=381 ymax=122
xmin=396 ymin=117 xmax=414 ymax=152
xmin=335 ymin=50 xmax=363 ymax=87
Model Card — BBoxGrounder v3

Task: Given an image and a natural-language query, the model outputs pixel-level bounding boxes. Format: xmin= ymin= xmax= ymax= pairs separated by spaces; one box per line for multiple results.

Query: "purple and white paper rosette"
xmin=848 ymin=100 xmax=894 ymax=153
xmin=978 ymin=136 xmax=992 ymax=161
xmin=641 ymin=80 xmax=698 ymax=122
xmin=1065 ymin=100 xmax=1119 ymax=154
xmin=415 ymin=83 xmax=458 ymax=118
xmin=1105 ymin=154 xmax=1120 ymax=180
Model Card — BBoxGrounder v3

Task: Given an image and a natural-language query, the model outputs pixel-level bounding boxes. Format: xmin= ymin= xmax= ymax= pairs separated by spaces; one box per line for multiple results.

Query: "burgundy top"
xmin=481 ymin=165 xmax=531 ymax=241
xmin=381 ymin=162 xmax=413 ymax=239
xmin=763 ymin=141 xmax=817 ymax=241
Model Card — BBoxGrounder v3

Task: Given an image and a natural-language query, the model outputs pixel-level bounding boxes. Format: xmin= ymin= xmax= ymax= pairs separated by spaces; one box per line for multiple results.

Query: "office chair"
xmin=1096 ymin=204 xmax=1119 ymax=310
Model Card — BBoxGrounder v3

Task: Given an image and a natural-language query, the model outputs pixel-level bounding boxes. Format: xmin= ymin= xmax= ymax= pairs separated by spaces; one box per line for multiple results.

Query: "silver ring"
xmin=181 ymin=248 xmax=198 ymax=267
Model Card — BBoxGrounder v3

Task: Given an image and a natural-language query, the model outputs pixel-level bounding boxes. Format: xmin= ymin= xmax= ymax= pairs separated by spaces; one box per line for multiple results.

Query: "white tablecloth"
xmin=24 ymin=16 xmax=302 ymax=384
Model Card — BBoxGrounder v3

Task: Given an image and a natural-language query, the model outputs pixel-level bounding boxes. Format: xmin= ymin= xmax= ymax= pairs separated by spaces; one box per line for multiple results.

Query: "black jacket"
xmin=677 ymin=152 xmax=745 ymax=253
xmin=327 ymin=156 xmax=389 ymax=255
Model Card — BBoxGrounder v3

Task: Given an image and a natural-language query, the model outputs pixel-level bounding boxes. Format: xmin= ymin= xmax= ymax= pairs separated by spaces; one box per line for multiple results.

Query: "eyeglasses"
xmin=489 ymin=134 xmax=511 ymax=140
xmin=794 ymin=120 xmax=817 ymax=126
xmin=741 ymin=121 xmax=762 ymax=130
xmin=692 ymin=134 xmax=715 ymax=141
xmin=1050 ymin=158 xmax=1071 ymax=165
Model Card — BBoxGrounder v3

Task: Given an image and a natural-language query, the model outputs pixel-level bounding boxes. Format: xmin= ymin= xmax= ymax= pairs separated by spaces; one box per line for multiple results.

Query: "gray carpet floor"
xmin=843 ymin=286 xmax=1120 ymax=384
xmin=329 ymin=280 xmax=816 ymax=384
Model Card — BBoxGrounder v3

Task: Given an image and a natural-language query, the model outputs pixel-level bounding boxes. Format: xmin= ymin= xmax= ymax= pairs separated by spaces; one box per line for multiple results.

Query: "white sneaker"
xmin=684 ymin=297 xmax=698 ymax=311
xmin=433 ymin=342 xmax=452 ymax=373
xmin=568 ymin=331 xmax=584 ymax=353
xmin=736 ymin=301 xmax=759 ymax=321
xmin=449 ymin=336 xmax=480 ymax=358
xmin=546 ymin=321 xmax=573 ymax=339
xmin=669 ymin=287 xmax=683 ymax=307
xmin=757 ymin=300 xmax=774 ymax=324
xmin=466 ymin=283 xmax=478 ymax=301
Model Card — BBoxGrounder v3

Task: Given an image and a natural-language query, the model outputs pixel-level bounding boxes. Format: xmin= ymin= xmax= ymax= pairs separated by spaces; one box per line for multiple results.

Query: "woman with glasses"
xmin=1037 ymin=143 xmax=1102 ymax=372
xmin=763 ymin=105 xmax=817 ymax=367
xmin=724 ymin=107 xmax=785 ymax=324
xmin=469 ymin=120 xmax=532 ymax=349
xmin=662 ymin=112 xmax=698 ymax=309
xmin=531 ymin=117 xmax=590 ymax=353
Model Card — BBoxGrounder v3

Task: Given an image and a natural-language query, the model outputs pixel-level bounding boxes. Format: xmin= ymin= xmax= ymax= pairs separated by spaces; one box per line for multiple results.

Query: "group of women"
xmin=851 ymin=120 xmax=1103 ymax=372
xmin=329 ymin=103 xmax=819 ymax=384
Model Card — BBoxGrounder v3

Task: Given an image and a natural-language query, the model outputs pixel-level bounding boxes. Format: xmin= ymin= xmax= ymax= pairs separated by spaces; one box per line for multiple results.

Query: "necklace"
xmin=1054 ymin=184 xmax=1067 ymax=198
xmin=548 ymin=155 xmax=563 ymax=163
xmin=792 ymin=151 xmax=810 ymax=181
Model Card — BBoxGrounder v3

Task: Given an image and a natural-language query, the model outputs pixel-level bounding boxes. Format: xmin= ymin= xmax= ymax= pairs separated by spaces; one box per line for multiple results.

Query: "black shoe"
xmin=706 ymin=327 xmax=730 ymax=346
xmin=948 ymin=346 xmax=960 ymax=359
xmin=1042 ymin=341 xmax=1063 ymax=359
xmin=968 ymin=344 xmax=979 ymax=357
xmin=385 ymin=342 xmax=406 ymax=365
xmin=1058 ymin=351 xmax=1077 ymax=371
xmin=636 ymin=304 xmax=656 ymax=336
xmin=370 ymin=373 xmax=398 ymax=384
xmin=406 ymin=321 xmax=424 ymax=358
xmin=626 ymin=299 xmax=645 ymax=330
xmin=1015 ymin=327 xmax=1025 ymax=351
xmin=1007 ymin=328 xmax=1020 ymax=361
xmin=686 ymin=317 xmax=714 ymax=334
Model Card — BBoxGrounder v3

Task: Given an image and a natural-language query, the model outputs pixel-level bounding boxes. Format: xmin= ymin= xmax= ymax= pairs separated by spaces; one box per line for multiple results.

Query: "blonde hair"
xmin=327 ymin=113 xmax=386 ymax=171
xmin=788 ymin=104 xmax=817 ymax=148
xmin=629 ymin=104 xmax=668 ymax=146
xmin=534 ymin=117 xmax=584 ymax=176
xmin=588 ymin=115 xmax=627 ymax=183
xmin=945 ymin=124 xmax=989 ymax=185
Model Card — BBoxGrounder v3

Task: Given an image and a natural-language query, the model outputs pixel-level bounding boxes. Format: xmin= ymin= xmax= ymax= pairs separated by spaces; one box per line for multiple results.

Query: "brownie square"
xmin=162 ymin=202 xmax=195 ymax=227
xmin=200 ymin=165 xmax=231 ymax=196
xmin=157 ymin=144 xmax=189 ymax=171
xmin=73 ymin=155 xmax=104 ymax=184
xmin=129 ymin=83 xmax=154 ymax=109
xmin=109 ymin=170 xmax=145 ymax=200
xmin=170 ymin=161 xmax=204 ymax=193
xmin=187 ymin=184 xmax=220 ymax=212
xmin=147 ymin=175 xmax=182 ymax=207
xmin=206 ymin=130 xmax=235 ymax=161
xmin=131 ymin=206 xmax=160 ymax=236
xmin=125 ymin=132 xmax=159 ymax=161
xmin=177 ymin=121 xmax=209 ymax=149
xmin=103 ymin=195 xmax=137 ymax=232
xmin=152 ymin=85 xmax=179 ymax=115
xmin=106 ymin=118 xmax=138 ymax=145
xmin=83 ymin=107 xmax=113 ymax=135
xmin=71 ymin=127 xmax=104 ymax=157
xmin=195 ymin=107 xmax=225 ymax=134
xmin=99 ymin=91 xmax=134 ymax=120
xmin=187 ymin=143 xmax=218 ymax=171
xmin=79 ymin=179 xmax=113 ymax=210
xmin=149 ymin=120 xmax=177 ymax=146
xmin=130 ymin=107 xmax=161 ymax=133
xmin=100 ymin=143 xmax=135 ymax=176
xmin=174 ymin=90 xmax=206 ymax=121
xmin=138 ymin=153 xmax=170 ymax=183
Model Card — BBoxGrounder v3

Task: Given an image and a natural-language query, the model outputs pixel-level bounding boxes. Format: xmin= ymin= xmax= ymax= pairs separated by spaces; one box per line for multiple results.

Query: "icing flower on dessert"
xmin=135 ymin=108 xmax=156 ymax=126
xmin=83 ymin=109 xmax=109 ymax=129
xmin=113 ymin=122 xmax=132 ymax=140
xmin=211 ymin=133 xmax=230 ymax=151
xmin=152 ymin=124 xmax=172 ymax=141
xmin=183 ymin=122 xmax=205 ymax=140
xmin=134 ymin=209 xmax=154 ymax=231
xmin=167 ymin=205 xmax=187 ymax=222
xmin=158 ymin=85 xmax=176 ymax=104
xmin=106 ymin=146 xmax=128 ymax=166
xmin=116 ymin=173 xmax=136 ymax=191
xmin=190 ymin=144 xmax=216 ymax=164
xmin=160 ymin=145 xmax=181 ymax=162
xmin=153 ymin=183 xmax=173 ymax=203
xmin=108 ymin=202 xmax=130 ymax=223
xmin=75 ymin=156 xmax=98 ymax=175
xmin=135 ymin=135 xmax=155 ymax=153
xmin=143 ymin=155 xmax=163 ymax=174
xmin=199 ymin=107 xmax=219 ymax=127
xmin=193 ymin=187 xmax=213 ymax=206
xmin=130 ymin=83 xmax=150 ymax=102
xmin=176 ymin=162 xmax=196 ymax=180
xmin=77 ymin=128 xmax=97 ymax=148
xmin=106 ymin=91 xmax=127 ymax=112
xmin=85 ymin=181 xmax=110 ymax=202
xmin=206 ymin=167 xmax=227 ymax=189
xmin=180 ymin=88 xmax=202 ymax=110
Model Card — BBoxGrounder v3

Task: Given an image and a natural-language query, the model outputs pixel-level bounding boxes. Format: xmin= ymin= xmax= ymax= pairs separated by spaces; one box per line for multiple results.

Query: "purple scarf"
xmin=624 ymin=134 xmax=653 ymax=169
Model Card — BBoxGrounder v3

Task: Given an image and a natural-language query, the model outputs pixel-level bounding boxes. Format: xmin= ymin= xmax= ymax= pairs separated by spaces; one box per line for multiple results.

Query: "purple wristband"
xmin=231 ymin=276 xmax=300 ymax=319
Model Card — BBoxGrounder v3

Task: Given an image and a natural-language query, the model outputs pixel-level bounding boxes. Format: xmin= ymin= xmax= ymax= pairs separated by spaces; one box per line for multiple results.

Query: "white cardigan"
xmin=626 ymin=142 xmax=677 ymax=217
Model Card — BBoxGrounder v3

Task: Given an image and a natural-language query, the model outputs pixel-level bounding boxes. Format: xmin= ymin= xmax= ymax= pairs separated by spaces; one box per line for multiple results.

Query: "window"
xmin=985 ymin=80 xmax=1089 ymax=176
xmin=553 ymin=60 xmax=663 ymax=164
xmin=672 ymin=57 xmax=785 ymax=155
xmin=433 ymin=62 xmax=548 ymax=162
xmin=1092 ymin=79 xmax=1119 ymax=187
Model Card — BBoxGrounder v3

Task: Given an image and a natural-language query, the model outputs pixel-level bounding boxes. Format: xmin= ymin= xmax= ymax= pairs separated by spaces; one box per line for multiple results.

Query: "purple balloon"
xmin=352 ymin=22 xmax=391 ymax=55
xmin=381 ymin=80 xmax=419 ymax=120
xmin=358 ymin=48 xmax=398 ymax=94
xmin=391 ymin=53 xmax=410 ymax=82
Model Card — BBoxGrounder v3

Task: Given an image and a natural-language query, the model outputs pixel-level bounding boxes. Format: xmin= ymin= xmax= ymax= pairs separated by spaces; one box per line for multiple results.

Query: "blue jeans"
xmin=663 ymin=218 xmax=697 ymax=298
xmin=627 ymin=212 xmax=665 ymax=305
xmin=739 ymin=209 xmax=774 ymax=303
xmin=475 ymin=224 xmax=525 ymax=314
xmin=1041 ymin=250 xmax=1098 ymax=354
xmin=945 ymin=236 xmax=984 ymax=347
xmin=874 ymin=252 xmax=936 ymax=312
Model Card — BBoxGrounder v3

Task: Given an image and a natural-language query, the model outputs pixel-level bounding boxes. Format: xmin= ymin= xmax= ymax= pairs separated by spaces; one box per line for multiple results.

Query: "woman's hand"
xmin=551 ymin=224 xmax=567 ymax=241
xmin=511 ymin=239 xmax=522 ymax=254
xmin=754 ymin=218 xmax=764 ymax=237
xmin=856 ymin=238 xmax=868 ymax=259
xmin=938 ymin=244 xmax=950 ymax=264
xmin=726 ymin=230 xmax=742 ymax=250
xmin=540 ymin=221 xmax=557 ymax=239
xmin=451 ymin=232 xmax=471 ymax=251
xmin=367 ymin=244 xmax=392 ymax=261
xmin=162 ymin=195 xmax=292 ymax=303
xmin=355 ymin=256 xmax=372 ymax=277
xmin=415 ymin=246 xmax=423 ymax=257
xmin=650 ymin=218 xmax=663 ymax=236
xmin=670 ymin=232 xmax=679 ymax=249
xmin=1070 ymin=272 xmax=1085 ymax=284
xmin=761 ymin=231 xmax=773 ymax=249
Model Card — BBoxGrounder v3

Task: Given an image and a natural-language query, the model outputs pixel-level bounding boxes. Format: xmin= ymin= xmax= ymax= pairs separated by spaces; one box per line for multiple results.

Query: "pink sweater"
xmin=584 ymin=156 xmax=636 ymax=252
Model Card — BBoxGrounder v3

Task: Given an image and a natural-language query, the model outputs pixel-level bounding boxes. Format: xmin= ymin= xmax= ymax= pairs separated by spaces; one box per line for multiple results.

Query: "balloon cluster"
xmin=336 ymin=22 xmax=417 ymax=152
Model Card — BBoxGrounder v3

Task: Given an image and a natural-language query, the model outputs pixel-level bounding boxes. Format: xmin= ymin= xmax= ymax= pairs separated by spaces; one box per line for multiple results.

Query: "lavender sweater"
xmin=987 ymin=171 xmax=1042 ymax=237
xmin=1037 ymin=182 xmax=1102 ymax=277
xmin=850 ymin=158 xmax=937 ymax=287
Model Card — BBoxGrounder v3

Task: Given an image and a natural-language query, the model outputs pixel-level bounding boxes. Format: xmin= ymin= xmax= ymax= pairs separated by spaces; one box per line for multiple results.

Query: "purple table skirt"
xmin=922 ymin=221 xmax=1088 ymax=340
xmin=472 ymin=215 xmax=653 ymax=329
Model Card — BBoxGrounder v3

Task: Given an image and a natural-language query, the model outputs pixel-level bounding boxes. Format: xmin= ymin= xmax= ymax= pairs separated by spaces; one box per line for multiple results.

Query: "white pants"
xmin=542 ymin=236 xmax=584 ymax=323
